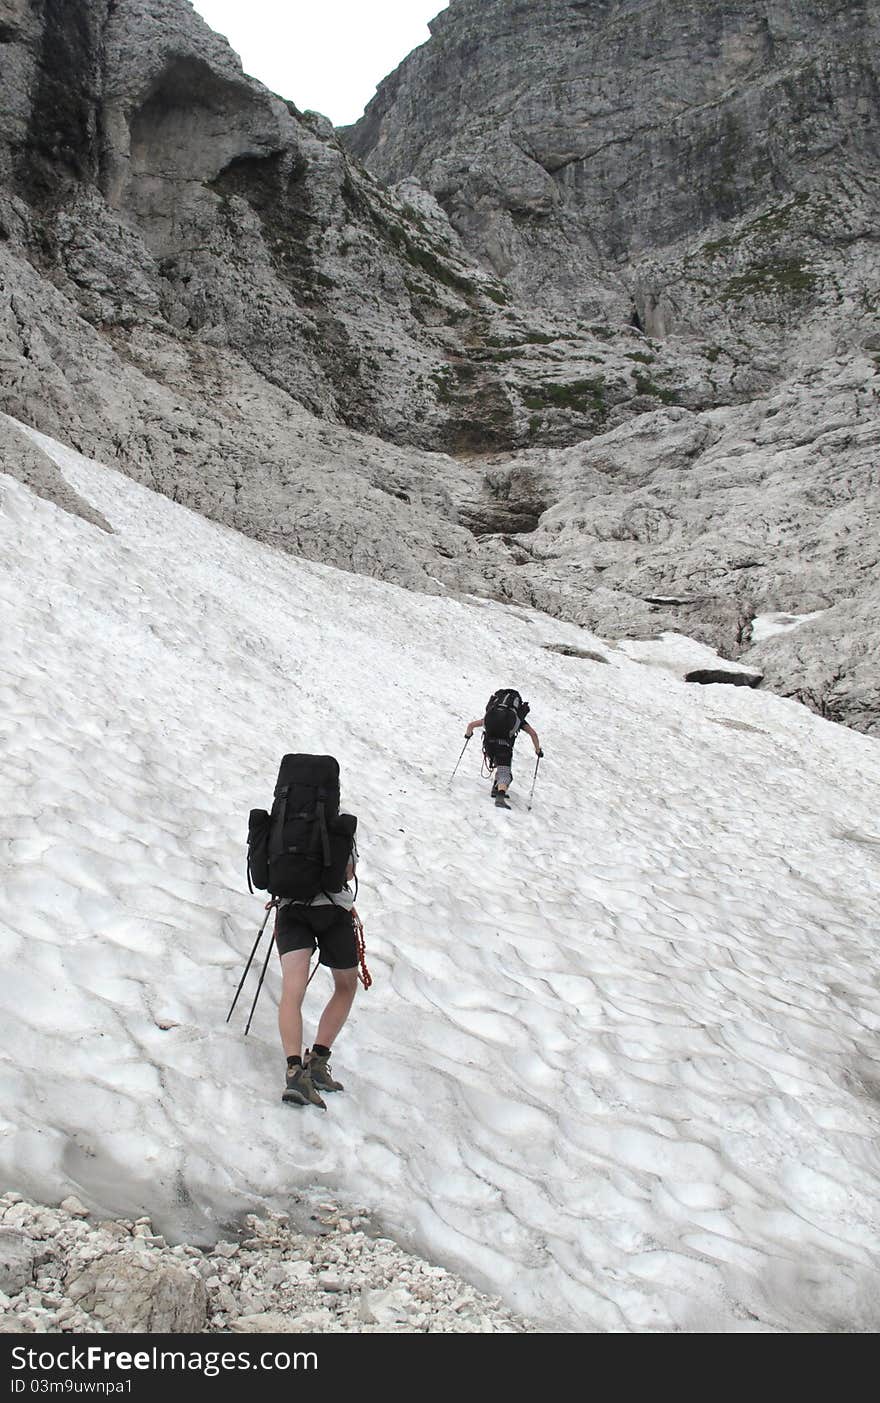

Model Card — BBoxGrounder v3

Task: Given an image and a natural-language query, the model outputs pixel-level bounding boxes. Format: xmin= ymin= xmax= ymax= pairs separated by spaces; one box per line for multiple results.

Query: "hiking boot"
xmin=490 ymin=781 xmax=498 ymax=797
xmin=305 ymin=1048 xmax=343 ymax=1093
xmin=282 ymin=1064 xmax=326 ymax=1109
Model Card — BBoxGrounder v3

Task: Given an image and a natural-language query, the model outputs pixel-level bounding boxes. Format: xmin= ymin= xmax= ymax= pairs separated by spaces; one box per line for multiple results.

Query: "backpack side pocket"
xmin=247 ymin=809 xmax=270 ymax=892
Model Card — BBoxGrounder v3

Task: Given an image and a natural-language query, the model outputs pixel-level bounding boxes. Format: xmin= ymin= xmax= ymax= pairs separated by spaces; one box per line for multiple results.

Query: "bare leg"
xmin=278 ymin=948 xmax=313 ymax=1058
xmin=314 ymin=967 xmax=358 ymax=1049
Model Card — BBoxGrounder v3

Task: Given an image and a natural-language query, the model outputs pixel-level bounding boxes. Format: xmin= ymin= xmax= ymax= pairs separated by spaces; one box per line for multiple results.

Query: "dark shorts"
xmin=275 ymin=903 xmax=357 ymax=969
xmin=484 ymin=737 xmax=514 ymax=770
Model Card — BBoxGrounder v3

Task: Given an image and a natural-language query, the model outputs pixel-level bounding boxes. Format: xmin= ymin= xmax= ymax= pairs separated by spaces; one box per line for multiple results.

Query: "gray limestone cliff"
xmin=348 ymin=0 xmax=880 ymax=734
xmin=349 ymin=0 xmax=879 ymax=340
xmin=0 ymin=0 xmax=544 ymax=599
xmin=0 ymin=0 xmax=521 ymax=450
xmin=0 ymin=0 xmax=716 ymax=460
xmin=0 ymin=0 xmax=878 ymax=731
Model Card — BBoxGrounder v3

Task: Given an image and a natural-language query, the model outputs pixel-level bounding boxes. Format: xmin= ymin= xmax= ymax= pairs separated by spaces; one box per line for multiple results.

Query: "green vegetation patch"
xmin=430 ymin=368 xmax=458 ymax=404
xmin=746 ymin=192 xmax=811 ymax=238
xmin=720 ymin=259 xmax=818 ymax=301
xmin=380 ymin=216 xmax=479 ymax=297
xmin=701 ymin=192 xmax=812 ymax=258
xmin=406 ymin=241 xmax=478 ymax=295
xmin=522 ymin=377 xmax=607 ymax=417
xmin=632 ymin=372 xmax=679 ymax=404
xmin=401 ymin=203 xmax=429 ymax=233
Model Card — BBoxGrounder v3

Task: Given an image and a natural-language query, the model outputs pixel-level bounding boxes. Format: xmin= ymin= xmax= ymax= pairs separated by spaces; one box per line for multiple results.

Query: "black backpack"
xmin=247 ymin=754 xmax=357 ymax=901
xmin=483 ymin=689 xmax=529 ymax=741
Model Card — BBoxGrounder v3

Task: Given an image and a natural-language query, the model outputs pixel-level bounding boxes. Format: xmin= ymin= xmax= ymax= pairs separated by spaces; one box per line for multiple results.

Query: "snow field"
xmin=1 ymin=420 xmax=880 ymax=1332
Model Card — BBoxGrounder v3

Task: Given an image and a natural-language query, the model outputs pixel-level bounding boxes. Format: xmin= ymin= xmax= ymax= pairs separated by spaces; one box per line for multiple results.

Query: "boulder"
xmin=65 ymin=1251 xmax=207 ymax=1333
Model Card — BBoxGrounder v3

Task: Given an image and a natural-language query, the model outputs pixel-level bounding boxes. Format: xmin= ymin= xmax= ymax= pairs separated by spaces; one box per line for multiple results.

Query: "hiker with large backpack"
xmin=465 ymin=689 xmax=542 ymax=805
xmin=246 ymin=754 xmax=361 ymax=1110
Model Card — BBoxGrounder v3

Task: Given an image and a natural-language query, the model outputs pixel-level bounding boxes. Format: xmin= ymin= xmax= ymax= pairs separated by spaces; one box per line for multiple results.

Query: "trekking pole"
xmin=527 ymin=754 xmax=542 ymax=811
xmin=449 ymin=733 xmax=472 ymax=781
xmin=244 ymin=917 xmax=277 ymax=1037
xmin=226 ymin=900 xmax=275 ymax=1024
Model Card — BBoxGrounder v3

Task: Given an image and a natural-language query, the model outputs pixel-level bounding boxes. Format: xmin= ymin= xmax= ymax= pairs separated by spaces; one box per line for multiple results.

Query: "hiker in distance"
xmin=247 ymin=754 xmax=360 ymax=1110
xmin=465 ymin=688 xmax=543 ymax=806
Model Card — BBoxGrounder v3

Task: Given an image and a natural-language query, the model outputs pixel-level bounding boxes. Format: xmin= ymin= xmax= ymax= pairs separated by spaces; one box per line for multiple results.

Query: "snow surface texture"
xmin=2 ymin=423 xmax=880 ymax=1334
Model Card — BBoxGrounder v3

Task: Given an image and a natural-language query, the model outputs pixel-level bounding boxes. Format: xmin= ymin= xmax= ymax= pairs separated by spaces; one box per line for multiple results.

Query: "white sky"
xmin=190 ymin=0 xmax=449 ymax=126
xmin=5 ymin=415 xmax=880 ymax=1331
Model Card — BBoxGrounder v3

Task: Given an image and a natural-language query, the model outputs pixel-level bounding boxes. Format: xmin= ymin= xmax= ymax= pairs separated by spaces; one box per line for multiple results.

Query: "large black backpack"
xmin=483 ymin=689 xmax=529 ymax=742
xmin=247 ymin=754 xmax=357 ymax=900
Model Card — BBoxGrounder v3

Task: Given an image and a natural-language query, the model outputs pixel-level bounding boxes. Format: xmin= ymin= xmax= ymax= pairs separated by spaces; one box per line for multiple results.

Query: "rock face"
xmin=0 ymin=0 xmax=878 ymax=732
xmin=0 ymin=0 xmax=713 ymax=460
xmin=65 ymin=1252 xmax=208 ymax=1333
xmin=349 ymin=0 xmax=880 ymax=336
xmin=0 ymin=414 xmax=112 ymax=531
xmin=457 ymin=350 xmax=880 ymax=733
xmin=0 ymin=1226 xmax=40 ymax=1296
xmin=0 ymin=0 xmax=715 ymax=585
xmin=744 ymin=594 xmax=880 ymax=733
xmin=1 ymin=0 xmax=486 ymax=443
xmin=348 ymin=0 xmax=880 ymax=734
xmin=0 ymin=0 xmax=533 ymax=598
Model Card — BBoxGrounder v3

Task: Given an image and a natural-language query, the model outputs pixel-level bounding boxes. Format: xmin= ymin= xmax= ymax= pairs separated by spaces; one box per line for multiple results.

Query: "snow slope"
xmin=2 ymin=417 xmax=880 ymax=1333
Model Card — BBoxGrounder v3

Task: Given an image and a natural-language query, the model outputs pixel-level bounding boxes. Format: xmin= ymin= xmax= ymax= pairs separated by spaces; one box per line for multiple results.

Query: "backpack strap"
xmin=315 ymin=795 xmax=332 ymax=868
xmin=267 ymin=788 xmax=287 ymax=868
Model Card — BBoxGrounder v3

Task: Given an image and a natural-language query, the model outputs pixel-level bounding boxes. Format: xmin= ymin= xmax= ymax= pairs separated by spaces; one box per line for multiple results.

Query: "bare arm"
xmin=464 ymin=716 xmax=485 ymax=737
xmin=345 ymin=837 xmax=358 ymax=883
xmin=522 ymin=722 xmax=542 ymax=753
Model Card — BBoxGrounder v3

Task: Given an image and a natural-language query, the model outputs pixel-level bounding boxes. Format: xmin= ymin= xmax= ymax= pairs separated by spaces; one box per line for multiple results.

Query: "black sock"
xmin=312 ymin=1044 xmax=331 ymax=1058
xmin=286 ymin=1055 xmax=302 ymax=1069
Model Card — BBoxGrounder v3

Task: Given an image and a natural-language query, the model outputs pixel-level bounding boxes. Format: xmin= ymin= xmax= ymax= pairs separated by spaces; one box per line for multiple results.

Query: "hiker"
xmin=246 ymin=754 xmax=360 ymax=1109
xmin=465 ymin=689 xmax=542 ymax=802
xmin=274 ymin=834 xmax=359 ymax=1110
